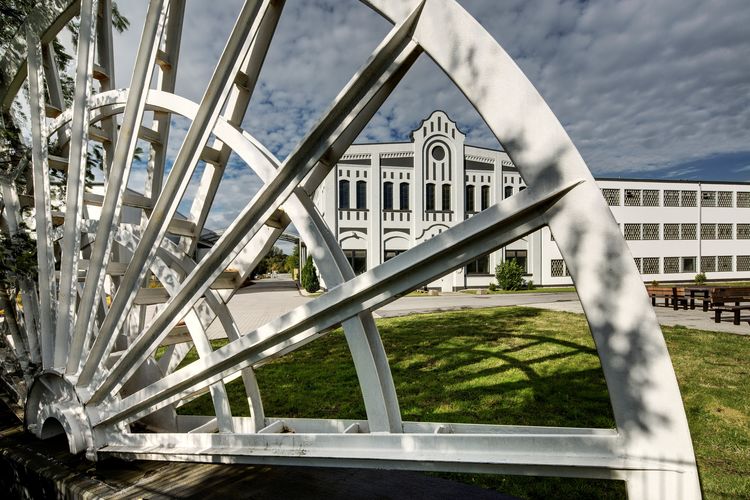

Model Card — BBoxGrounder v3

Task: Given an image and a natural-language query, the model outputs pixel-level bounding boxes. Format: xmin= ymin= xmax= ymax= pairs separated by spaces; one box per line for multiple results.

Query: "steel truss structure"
xmin=0 ymin=1 xmax=701 ymax=498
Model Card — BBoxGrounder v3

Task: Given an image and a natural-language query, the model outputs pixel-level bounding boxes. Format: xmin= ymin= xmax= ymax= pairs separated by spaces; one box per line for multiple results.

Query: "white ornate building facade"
xmin=307 ymin=111 xmax=750 ymax=290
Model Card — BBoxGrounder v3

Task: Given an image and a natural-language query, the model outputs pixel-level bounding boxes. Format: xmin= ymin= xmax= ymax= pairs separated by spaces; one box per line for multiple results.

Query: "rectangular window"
xmin=643 ymin=257 xmax=659 ymax=274
xmin=643 ymin=223 xmax=659 ymax=240
xmin=356 ymin=180 xmax=367 ymax=209
xmin=506 ymin=250 xmax=528 ymax=273
xmin=383 ymin=182 xmax=393 ymax=210
xmin=738 ymin=224 xmax=750 ymax=239
xmin=442 ymin=184 xmax=451 ymax=211
xmin=682 ymin=257 xmax=696 ymax=273
xmin=664 ymin=223 xmax=679 ymax=240
xmin=717 ymin=191 xmax=733 ymax=207
xmin=480 ymin=185 xmax=490 ymax=210
xmin=344 ymin=250 xmax=367 ymax=274
xmin=717 ymin=223 xmax=733 ymax=240
xmin=643 ymin=189 xmax=659 ymax=207
xmin=738 ymin=255 xmax=750 ymax=272
xmin=624 ymin=189 xmax=641 ymax=206
xmin=399 ymin=182 xmax=409 ymax=210
xmin=701 ymin=256 xmax=716 ymax=273
xmin=701 ymin=190 xmax=716 ymax=207
xmin=465 ymin=185 xmax=475 ymax=212
xmin=426 ymin=183 xmax=435 ymax=211
xmin=338 ymin=180 xmax=350 ymax=209
xmin=718 ymin=255 xmax=733 ymax=272
xmin=664 ymin=257 xmax=679 ymax=274
xmin=551 ymin=259 xmax=565 ymax=277
xmin=681 ymin=223 xmax=696 ymax=240
xmin=681 ymin=191 xmax=697 ymax=207
xmin=738 ymin=192 xmax=750 ymax=208
xmin=601 ymin=188 xmax=619 ymax=206
xmin=633 ymin=257 xmax=642 ymax=272
xmin=466 ymin=254 xmax=490 ymax=274
xmin=701 ymin=223 xmax=716 ymax=240
xmin=664 ymin=190 xmax=679 ymax=207
xmin=624 ymin=223 xmax=641 ymax=240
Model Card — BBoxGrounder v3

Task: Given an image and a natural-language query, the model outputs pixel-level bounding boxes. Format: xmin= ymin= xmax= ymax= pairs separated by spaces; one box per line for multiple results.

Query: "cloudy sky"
xmin=109 ymin=0 xmax=750 ymax=231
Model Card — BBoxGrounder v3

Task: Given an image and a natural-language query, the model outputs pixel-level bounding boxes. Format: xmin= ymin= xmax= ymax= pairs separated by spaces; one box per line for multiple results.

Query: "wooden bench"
xmin=646 ymin=286 xmax=688 ymax=310
xmin=711 ymin=288 xmax=750 ymax=325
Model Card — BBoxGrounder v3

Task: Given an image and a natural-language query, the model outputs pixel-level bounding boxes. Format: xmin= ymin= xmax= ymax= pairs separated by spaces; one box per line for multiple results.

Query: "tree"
xmin=495 ymin=260 xmax=524 ymax=291
xmin=285 ymin=245 xmax=299 ymax=274
xmin=300 ymin=256 xmax=320 ymax=293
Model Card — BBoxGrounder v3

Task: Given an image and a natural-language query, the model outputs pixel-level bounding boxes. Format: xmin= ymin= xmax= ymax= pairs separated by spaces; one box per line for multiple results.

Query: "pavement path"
xmin=210 ymin=275 xmax=748 ymax=337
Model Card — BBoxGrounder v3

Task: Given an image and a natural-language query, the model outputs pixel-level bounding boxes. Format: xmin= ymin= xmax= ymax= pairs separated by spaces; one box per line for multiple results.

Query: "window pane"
xmin=504 ymin=185 xmax=513 ymax=198
xmin=624 ymin=189 xmax=641 ymax=206
xmin=338 ymin=180 xmax=349 ymax=209
xmin=399 ymin=182 xmax=409 ymax=210
xmin=682 ymin=257 xmax=696 ymax=273
xmin=664 ymin=190 xmax=679 ymax=207
xmin=442 ymin=184 xmax=451 ymax=211
xmin=426 ymin=183 xmax=435 ymax=211
xmin=465 ymin=185 xmax=475 ymax=212
xmin=481 ymin=185 xmax=490 ymax=210
xmin=602 ymin=188 xmax=619 ymax=206
xmin=506 ymin=250 xmax=528 ymax=273
xmin=383 ymin=182 xmax=393 ymax=210
xmin=356 ymin=181 xmax=367 ymax=209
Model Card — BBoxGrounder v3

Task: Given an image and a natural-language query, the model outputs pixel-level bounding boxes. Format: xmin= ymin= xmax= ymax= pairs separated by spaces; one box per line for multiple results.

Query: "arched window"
xmin=442 ymin=184 xmax=451 ymax=211
xmin=519 ymin=186 xmax=526 ymax=192
xmin=504 ymin=185 xmax=513 ymax=199
xmin=383 ymin=182 xmax=393 ymax=210
xmin=465 ymin=185 xmax=475 ymax=212
xmin=426 ymin=183 xmax=435 ymax=211
xmin=481 ymin=185 xmax=490 ymax=210
xmin=339 ymin=180 xmax=350 ymax=209
xmin=399 ymin=182 xmax=409 ymax=210
xmin=356 ymin=180 xmax=367 ymax=209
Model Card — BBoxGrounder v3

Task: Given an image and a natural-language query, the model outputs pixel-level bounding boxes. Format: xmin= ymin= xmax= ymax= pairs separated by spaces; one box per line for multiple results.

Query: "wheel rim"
xmin=0 ymin=1 xmax=701 ymax=497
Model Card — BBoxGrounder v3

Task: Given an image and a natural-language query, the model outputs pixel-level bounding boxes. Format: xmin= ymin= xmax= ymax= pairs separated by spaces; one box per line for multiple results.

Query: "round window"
xmin=431 ymin=144 xmax=446 ymax=161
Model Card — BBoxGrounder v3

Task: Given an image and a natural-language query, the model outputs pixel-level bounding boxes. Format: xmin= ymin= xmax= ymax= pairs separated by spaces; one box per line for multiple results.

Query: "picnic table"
xmin=684 ymin=286 xmax=712 ymax=311
xmin=711 ymin=287 xmax=750 ymax=325
xmin=646 ymin=286 xmax=688 ymax=310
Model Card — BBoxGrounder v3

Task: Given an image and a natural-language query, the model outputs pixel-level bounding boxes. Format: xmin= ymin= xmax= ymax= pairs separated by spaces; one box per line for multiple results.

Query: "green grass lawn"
xmin=179 ymin=307 xmax=749 ymax=499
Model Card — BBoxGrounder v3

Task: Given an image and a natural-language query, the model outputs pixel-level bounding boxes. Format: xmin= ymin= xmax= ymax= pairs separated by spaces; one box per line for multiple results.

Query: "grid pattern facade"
xmin=738 ymin=256 xmax=750 ymax=272
xmin=643 ymin=189 xmax=659 ymax=207
xmin=551 ymin=259 xmax=564 ymax=277
xmin=624 ymin=189 xmax=641 ymax=206
xmin=633 ymin=257 xmax=641 ymax=272
xmin=664 ymin=190 xmax=679 ymax=207
xmin=681 ymin=191 xmax=697 ymax=207
xmin=624 ymin=223 xmax=641 ymax=240
xmin=681 ymin=223 xmax=697 ymax=240
xmin=718 ymin=223 xmax=733 ymax=240
xmin=643 ymin=257 xmax=659 ymax=274
xmin=664 ymin=223 xmax=679 ymax=240
xmin=663 ymin=257 xmax=679 ymax=274
xmin=643 ymin=223 xmax=659 ymax=240
xmin=738 ymin=224 xmax=750 ymax=239
xmin=718 ymin=255 xmax=733 ymax=272
xmin=701 ymin=223 xmax=716 ymax=240
xmin=701 ymin=190 xmax=716 ymax=207
xmin=602 ymin=188 xmax=619 ymax=206
xmin=738 ymin=192 xmax=750 ymax=208
xmin=701 ymin=256 xmax=716 ymax=273
xmin=718 ymin=191 xmax=733 ymax=207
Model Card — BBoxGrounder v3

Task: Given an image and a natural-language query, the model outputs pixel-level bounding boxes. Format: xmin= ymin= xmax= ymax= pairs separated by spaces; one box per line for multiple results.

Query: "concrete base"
xmin=0 ymin=404 xmax=515 ymax=499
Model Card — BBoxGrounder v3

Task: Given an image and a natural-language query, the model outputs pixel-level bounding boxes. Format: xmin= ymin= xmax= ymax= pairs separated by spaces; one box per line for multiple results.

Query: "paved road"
xmin=211 ymin=275 xmax=748 ymax=336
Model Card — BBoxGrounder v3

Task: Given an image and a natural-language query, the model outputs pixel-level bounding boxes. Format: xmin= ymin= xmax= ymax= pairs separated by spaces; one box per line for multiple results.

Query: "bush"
xmin=526 ymin=279 xmax=535 ymax=290
xmin=300 ymin=256 xmax=320 ymax=293
xmin=495 ymin=260 xmax=524 ymax=291
xmin=694 ymin=272 xmax=707 ymax=285
xmin=488 ymin=282 xmax=497 ymax=292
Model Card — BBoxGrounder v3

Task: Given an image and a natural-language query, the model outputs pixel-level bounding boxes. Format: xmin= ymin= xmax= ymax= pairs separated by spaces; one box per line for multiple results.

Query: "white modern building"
xmin=306 ymin=111 xmax=750 ymax=290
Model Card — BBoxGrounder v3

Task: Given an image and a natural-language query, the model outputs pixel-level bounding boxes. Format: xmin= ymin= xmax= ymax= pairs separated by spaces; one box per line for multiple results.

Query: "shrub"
xmin=495 ymin=260 xmax=524 ymax=291
xmin=300 ymin=256 xmax=320 ymax=293
xmin=694 ymin=272 xmax=707 ymax=285
xmin=488 ymin=282 xmax=497 ymax=292
xmin=526 ymin=279 xmax=535 ymax=290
